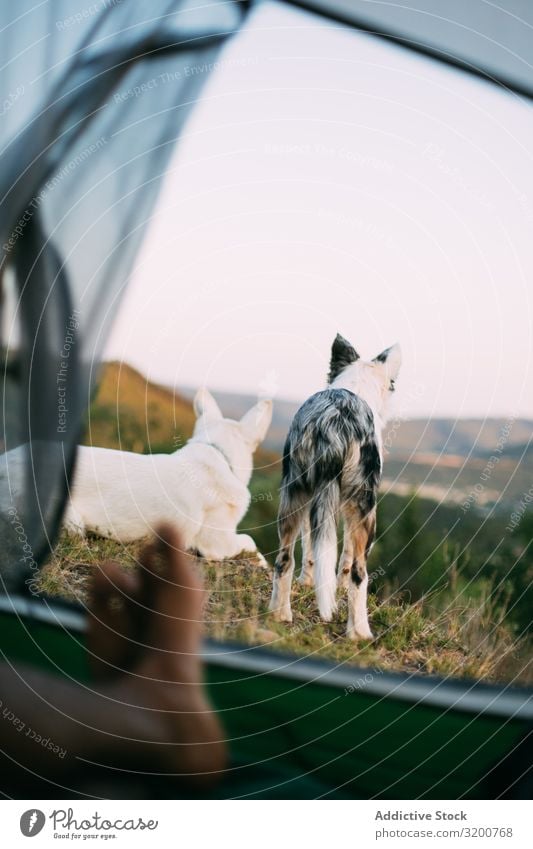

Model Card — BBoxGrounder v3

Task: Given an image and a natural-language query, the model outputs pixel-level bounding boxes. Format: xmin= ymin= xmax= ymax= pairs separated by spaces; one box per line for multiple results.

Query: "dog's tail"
xmin=310 ymin=481 xmax=340 ymax=620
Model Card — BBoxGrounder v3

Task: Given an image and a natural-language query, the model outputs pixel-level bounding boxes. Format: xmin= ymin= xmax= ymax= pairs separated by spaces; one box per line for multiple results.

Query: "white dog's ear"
xmin=373 ymin=343 xmax=402 ymax=380
xmin=240 ymin=399 xmax=273 ymax=448
xmin=193 ymin=387 xmax=222 ymax=420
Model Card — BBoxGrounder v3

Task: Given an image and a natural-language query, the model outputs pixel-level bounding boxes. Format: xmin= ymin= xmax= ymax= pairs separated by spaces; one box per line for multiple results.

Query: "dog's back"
xmin=279 ymin=388 xmax=381 ymax=617
xmin=281 ymin=388 xmax=381 ymax=510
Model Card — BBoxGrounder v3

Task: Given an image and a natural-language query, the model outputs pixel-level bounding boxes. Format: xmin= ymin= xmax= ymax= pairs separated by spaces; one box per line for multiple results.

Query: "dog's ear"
xmin=193 ymin=387 xmax=223 ymax=420
xmin=373 ymin=344 xmax=402 ymax=380
xmin=240 ymin=399 xmax=273 ymax=448
xmin=328 ymin=333 xmax=359 ymax=383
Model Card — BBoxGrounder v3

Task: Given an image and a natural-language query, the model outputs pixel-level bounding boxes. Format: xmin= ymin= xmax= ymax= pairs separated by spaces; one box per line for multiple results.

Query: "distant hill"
xmin=385 ymin=417 xmax=533 ymax=459
xmin=180 ymin=386 xmax=532 ymax=459
xmin=86 ymin=364 xmax=532 ymax=512
xmin=83 ymin=361 xmax=278 ymax=468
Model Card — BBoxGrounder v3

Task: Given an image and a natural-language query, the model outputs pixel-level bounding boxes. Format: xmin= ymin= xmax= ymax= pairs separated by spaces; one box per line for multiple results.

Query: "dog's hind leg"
xmin=341 ymin=438 xmax=380 ymax=638
xmin=269 ymin=487 xmax=305 ymax=622
xmin=337 ymin=509 xmax=354 ymax=591
xmin=345 ymin=506 xmax=376 ymax=640
xmin=297 ymin=511 xmax=314 ymax=587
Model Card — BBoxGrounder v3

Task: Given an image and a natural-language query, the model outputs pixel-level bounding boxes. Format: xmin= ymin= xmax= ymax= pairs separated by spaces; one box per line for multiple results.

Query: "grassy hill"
xmin=38 ymin=361 xmax=532 ymax=686
xmin=83 ymin=361 xmax=278 ymax=471
xmin=41 ymin=531 xmax=530 ymax=685
xmin=83 ymin=361 xmax=196 ymax=454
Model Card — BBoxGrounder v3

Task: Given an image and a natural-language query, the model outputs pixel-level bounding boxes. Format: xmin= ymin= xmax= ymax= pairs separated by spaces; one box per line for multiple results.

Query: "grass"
xmin=38 ymin=532 xmax=532 ymax=687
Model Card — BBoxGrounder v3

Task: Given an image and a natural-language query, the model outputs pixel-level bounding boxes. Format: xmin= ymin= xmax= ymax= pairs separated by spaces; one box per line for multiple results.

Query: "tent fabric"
xmin=0 ymin=0 xmax=245 ymax=593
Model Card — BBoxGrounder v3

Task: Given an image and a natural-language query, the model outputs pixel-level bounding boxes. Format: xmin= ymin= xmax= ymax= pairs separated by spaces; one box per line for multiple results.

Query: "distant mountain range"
xmin=181 ymin=385 xmax=532 ymax=454
xmin=90 ymin=364 xmax=533 ymax=512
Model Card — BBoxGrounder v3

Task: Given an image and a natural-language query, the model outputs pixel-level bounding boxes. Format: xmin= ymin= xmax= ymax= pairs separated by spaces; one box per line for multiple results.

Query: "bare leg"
xmin=297 ymin=511 xmax=314 ymax=587
xmin=345 ymin=508 xmax=376 ymax=640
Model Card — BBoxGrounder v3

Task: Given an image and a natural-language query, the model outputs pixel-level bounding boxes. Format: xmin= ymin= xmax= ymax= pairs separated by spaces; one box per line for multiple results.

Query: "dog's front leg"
xmin=337 ymin=524 xmax=354 ymax=591
xmin=269 ymin=544 xmax=295 ymax=622
xmin=270 ymin=488 xmax=304 ymax=622
xmin=345 ymin=511 xmax=375 ymax=640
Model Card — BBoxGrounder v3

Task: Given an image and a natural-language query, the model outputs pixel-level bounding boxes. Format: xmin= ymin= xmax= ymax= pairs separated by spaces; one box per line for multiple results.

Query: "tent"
xmin=0 ymin=0 xmax=531 ymax=799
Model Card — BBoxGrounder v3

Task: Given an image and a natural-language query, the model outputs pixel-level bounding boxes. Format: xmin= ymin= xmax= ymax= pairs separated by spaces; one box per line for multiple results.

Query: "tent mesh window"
xmin=0 ymin=0 xmax=244 ymax=592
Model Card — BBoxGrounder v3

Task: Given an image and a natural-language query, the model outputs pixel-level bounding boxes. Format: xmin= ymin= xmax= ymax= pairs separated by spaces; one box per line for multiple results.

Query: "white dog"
xmin=64 ymin=388 xmax=272 ymax=562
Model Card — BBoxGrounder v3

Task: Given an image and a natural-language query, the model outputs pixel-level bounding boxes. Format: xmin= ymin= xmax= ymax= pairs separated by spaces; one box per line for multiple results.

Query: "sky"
xmin=106 ymin=0 xmax=533 ymax=419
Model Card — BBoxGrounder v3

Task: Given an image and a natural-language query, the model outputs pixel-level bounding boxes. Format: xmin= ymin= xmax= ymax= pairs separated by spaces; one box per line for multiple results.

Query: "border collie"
xmin=269 ymin=335 xmax=401 ymax=639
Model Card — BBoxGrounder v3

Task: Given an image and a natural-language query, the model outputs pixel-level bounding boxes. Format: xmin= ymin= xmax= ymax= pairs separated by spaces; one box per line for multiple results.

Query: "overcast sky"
xmin=106 ymin=0 xmax=533 ymax=419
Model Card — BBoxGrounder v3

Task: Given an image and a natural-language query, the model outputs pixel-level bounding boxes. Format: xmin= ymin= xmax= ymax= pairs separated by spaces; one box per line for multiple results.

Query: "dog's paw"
xmin=297 ymin=571 xmax=313 ymax=587
xmin=234 ymin=534 xmax=259 ymax=556
xmin=255 ymin=551 xmax=269 ymax=569
xmin=268 ymin=599 xmax=293 ymax=623
xmin=278 ymin=608 xmax=294 ymax=623
xmin=346 ymin=624 xmax=374 ymax=641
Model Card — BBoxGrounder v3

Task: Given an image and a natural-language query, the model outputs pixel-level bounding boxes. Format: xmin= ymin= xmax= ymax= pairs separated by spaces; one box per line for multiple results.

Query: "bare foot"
xmin=88 ymin=559 xmax=140 ymax=678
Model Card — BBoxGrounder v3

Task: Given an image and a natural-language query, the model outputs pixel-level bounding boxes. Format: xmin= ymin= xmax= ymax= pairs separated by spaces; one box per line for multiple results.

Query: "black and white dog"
xmin=269 ymin=335 xmax=401 ymax=639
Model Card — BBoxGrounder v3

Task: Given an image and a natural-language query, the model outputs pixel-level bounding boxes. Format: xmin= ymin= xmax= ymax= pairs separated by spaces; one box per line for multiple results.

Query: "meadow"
xmin=38 ymin=362 xmax=533 ymax=686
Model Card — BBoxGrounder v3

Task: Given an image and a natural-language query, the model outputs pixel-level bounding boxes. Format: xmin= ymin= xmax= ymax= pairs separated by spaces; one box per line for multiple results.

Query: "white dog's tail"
xmin=311 ymin=482 xmax=340 ymax=621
